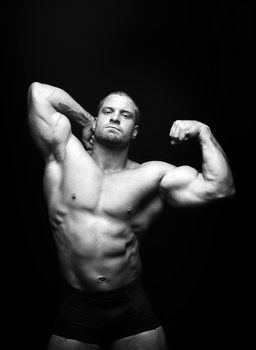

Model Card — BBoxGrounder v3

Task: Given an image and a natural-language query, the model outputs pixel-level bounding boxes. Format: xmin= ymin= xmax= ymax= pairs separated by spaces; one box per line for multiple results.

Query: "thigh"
xmin=109 ymin=326 xmax=168 ymax=350
xmin=47 ymin=335 xmax=102 ymax=350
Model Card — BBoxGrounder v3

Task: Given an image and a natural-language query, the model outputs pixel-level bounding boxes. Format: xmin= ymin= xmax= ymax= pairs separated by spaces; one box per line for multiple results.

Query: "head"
xmin=93 ymin=92 xmax=140 ymax=149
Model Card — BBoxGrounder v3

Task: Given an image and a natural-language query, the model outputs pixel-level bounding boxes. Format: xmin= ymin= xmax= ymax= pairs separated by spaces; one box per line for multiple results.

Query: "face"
xmin=94 ymin=94 xmax=139 ymax=147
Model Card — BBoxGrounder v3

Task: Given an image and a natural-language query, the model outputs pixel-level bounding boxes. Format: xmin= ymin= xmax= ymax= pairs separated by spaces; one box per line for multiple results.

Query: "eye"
xmin=102 ymin=108 xmax=112 ymax=114
xmin=122 ymin=113 xmax=132 ymax=119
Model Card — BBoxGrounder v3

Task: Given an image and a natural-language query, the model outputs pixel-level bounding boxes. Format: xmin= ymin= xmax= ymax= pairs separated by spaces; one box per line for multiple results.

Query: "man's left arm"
xmin=160 ymin=120 xmax=235 ymax=207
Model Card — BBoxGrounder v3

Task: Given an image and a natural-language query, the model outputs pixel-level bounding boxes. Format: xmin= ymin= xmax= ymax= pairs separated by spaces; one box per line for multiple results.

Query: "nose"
xmin=110 ymin=112 xmax=121 ymax=124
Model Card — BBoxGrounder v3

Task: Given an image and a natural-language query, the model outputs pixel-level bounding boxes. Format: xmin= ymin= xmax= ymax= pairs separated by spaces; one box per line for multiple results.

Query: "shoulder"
xmin=140 ymin=160 xmax=176 ymax=174
xmin=126 ymin=159 xmax=175 ymax=171
xmin=126 ymin=160 xmax=197 ymax=183
xmin=128 ymin=160 xmax=176 ymax=183
xmin=139 ymin=162 xmax=199 ymax=187
xmin=126 ymin=159 xmax=140 ymax=170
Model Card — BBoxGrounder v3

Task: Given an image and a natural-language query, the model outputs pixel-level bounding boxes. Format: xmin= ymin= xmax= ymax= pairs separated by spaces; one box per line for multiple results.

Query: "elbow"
xmin=226 ymin=182 xmax=236 ymax=198
xmin=222 ymin=184 xmax=236 ymax=199
xmin=222 ymin=174 xmax=236 ymax=199
xmin=28 ymin=81 xmax=43 ymax=99
xmin=211 ymin=179 xmax=236 ymax=200
xmin=28 ymin=82 xmax=54 ymax=108
xmin=28 ymin=82 xmax=56 ymax=102
xmin=29 ymin=81 xmax=41 ymax=90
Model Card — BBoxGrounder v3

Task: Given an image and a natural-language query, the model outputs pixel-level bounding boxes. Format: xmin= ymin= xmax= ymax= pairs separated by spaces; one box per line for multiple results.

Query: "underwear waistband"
xmin=61 ymin=274 xmax=143 ymax=306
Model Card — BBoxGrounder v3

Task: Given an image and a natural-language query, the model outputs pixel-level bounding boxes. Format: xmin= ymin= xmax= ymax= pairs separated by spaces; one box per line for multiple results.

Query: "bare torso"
xmin=44 ymin=136 xmax=165 ymax=292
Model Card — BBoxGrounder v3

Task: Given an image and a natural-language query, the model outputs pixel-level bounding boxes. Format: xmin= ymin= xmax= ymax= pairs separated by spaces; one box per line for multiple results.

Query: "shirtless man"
xmin=27 ymin=82 xmax=235 ymax=350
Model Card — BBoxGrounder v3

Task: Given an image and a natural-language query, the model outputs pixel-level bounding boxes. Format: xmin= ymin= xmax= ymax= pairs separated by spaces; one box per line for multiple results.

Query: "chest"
xmin=44 ymin=160 xmax=162 ymax=219
xmin=98 ymin=173 xmax=155 ymax=218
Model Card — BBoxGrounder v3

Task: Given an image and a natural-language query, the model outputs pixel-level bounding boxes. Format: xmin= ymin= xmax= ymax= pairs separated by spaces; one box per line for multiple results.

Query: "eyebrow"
xmin=102 ymin=106 xmax=134 ymax=116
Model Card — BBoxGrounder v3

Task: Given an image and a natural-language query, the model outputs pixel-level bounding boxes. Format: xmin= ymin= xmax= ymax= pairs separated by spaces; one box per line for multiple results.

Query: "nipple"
xmin=72 ymin=193 xmax=76 ymax=200
xmin=127 ymin=207 xmax=132 ymax=214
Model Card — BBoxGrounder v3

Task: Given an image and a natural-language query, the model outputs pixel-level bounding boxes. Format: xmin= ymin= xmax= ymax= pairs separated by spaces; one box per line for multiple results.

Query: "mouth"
xmin=106 ymin=125 xmax=120 ymax=131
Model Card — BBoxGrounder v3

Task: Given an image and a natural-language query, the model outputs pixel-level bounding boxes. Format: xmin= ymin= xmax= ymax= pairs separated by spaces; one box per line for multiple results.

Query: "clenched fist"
xmin=169 ymin=120 xmax=207 ymax=145
xmin=81 ymin=121 xmax=95 ymax=150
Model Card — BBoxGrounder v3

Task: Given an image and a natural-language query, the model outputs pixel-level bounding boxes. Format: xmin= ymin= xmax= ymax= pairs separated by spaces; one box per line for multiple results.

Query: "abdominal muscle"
xmin=50 ymin=207 xmax=142 ymax=292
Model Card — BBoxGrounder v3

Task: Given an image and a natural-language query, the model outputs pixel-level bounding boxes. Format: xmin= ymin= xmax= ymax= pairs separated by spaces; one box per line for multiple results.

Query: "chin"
xmin=106 ymin=137 xmax=129 ymax=149
xmin=104 ymin=131 xmax=123 ymax=142
xmin=96 ymin=131 xmax=130 ymax=147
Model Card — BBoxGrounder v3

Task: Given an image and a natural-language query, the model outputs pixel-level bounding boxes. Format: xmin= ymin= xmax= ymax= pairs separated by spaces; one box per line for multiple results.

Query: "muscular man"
xmin=28 ymin=82 xmax=235 ymax=350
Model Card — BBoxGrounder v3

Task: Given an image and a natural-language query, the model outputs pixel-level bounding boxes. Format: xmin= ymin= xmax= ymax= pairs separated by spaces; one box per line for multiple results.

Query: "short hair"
xmin=97 ymin=91 xmax=140 ymax=125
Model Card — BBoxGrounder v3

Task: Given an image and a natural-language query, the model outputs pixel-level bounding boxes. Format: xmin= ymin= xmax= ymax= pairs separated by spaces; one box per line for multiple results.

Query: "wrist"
xmin=198 ymin=124 xmax=210 ymax=141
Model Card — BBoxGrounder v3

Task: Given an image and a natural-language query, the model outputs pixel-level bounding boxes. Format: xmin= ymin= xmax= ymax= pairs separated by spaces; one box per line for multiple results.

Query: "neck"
xmin=90 ymin=141 xmax=129 ymax=172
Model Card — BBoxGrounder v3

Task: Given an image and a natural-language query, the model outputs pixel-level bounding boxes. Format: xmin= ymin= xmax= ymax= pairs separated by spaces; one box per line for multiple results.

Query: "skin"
xmin=28 ymin=83 xmax=235 ymax=350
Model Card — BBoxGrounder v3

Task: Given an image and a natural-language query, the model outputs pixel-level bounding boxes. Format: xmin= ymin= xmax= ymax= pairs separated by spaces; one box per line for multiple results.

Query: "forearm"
xmin=30 ymin=82 xmax=94 ymax=127
xmin=199 ymin=125 xmax=235 ymax=197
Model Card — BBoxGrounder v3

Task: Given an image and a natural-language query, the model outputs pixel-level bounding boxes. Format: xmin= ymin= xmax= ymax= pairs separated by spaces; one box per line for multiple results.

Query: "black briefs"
xmin=52 ymin=275 xmax=161 ymax=346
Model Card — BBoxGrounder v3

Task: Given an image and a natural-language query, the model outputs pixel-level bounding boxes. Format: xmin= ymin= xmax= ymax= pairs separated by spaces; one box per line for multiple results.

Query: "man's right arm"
xmin=27 ymin=82 xmax=95 ymax=161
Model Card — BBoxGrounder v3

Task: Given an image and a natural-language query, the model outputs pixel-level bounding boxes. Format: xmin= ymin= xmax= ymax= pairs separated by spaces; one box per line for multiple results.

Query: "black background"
xmin=3 ymin=0 xmax=250 ymax=349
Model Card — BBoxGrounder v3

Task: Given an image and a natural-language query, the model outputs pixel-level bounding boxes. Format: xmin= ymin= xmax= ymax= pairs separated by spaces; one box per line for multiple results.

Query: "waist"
xmin=61 ymin=273 xmax=143 ymax=307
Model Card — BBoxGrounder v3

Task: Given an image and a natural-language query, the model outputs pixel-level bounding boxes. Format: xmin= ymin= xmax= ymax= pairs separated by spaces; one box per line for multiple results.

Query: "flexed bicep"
xmin=159 ymin=120 xmax=235 ymax=207
xmin=159 ymin=165 xmax=213 ymax=207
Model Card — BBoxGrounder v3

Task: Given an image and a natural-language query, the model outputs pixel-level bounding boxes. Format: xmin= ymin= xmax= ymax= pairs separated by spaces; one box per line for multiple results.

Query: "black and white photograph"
xmin=4 ymin=0 xmax=249 ymax=349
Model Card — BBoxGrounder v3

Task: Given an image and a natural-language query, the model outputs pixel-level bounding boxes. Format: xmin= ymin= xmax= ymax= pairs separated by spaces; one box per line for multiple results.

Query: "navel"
xmin=127 ymin=207 xmax=132 ymax=214
xmin=98 ymin=276 xmax=106 ymax=283
xmin=72 ymin=193 xmax=76 ymax=200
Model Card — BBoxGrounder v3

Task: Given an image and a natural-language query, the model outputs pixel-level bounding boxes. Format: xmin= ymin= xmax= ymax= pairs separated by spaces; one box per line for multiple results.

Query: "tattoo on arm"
xmin=208 ymin=130 xmax=229 ymax=163
xmin=199 ymin=126 xmax=232 ymax=186
xmin=57 ymin=103 xmax=93 ymax=127
xmin=200 ymin=126 xmax=228 ymax=159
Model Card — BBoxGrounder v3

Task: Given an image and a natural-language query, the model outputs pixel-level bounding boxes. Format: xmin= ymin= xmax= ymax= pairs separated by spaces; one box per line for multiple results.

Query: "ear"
xmin=92 ymin=118 xmax=97 ymax=132
xmin=132 ymin=125 xmax=139 ymax=139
